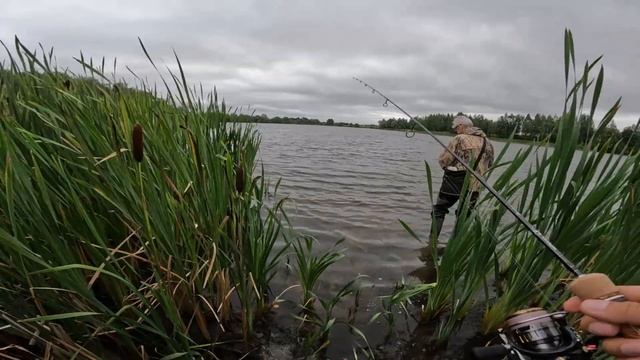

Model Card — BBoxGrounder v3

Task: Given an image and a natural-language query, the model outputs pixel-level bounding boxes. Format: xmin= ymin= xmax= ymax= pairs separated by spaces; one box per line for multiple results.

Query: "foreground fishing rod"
xmin=354 ymin=77 xmax=640 ymax=359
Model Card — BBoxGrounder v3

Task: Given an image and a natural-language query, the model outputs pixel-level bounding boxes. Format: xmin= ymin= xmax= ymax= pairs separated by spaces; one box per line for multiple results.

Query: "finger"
xmin=580 ymin=299 xmax=640 ymax=325
xmin=617 ymin=286 xmax=640 ymax=302
xmin=564 ymin=296 xmax=582 ymax=312
xmin=584 ymin=321 xmax=620 ymax=336
xmin=579 ymin=315 xmax=622 ymax=336
xmin=601 ymin=338 xmax=640 ymax=357
xmin=579 ymin=315 xmax=594 ymax=331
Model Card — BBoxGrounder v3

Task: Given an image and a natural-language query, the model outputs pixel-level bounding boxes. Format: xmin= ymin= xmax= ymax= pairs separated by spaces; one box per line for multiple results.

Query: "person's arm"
xmin=564 ymin=286 xmax=640 ymax=357
xmin=438 ymin=136 xmax=459 ymax=169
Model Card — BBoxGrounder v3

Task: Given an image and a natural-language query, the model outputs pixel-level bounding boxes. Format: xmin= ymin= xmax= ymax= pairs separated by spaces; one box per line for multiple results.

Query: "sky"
xmin=2 ymin=0 xmax=640 ymax=127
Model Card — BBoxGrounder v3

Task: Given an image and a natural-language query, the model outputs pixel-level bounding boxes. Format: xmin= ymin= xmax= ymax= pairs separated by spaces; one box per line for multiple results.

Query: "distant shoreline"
xmin=249 ymin=122 xmax=540 ymax=146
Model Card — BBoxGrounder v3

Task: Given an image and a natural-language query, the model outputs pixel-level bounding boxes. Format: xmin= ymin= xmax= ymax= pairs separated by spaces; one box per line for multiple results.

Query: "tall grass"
xmin=403 ymin=30 xmax=640 ymax=341
xmin=0 ymin=38 xmax=288 ymax=359
xmin=480 ymin=30 xmax=640 ymax=331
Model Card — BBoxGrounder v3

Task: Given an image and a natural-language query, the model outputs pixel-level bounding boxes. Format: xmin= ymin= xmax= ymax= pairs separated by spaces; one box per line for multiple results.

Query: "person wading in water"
xmin=430 ymin=115 xmax=495 ymax=241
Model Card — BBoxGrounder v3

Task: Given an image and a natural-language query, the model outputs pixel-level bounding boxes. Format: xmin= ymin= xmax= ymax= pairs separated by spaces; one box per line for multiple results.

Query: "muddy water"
xmin=256 ymin=124 xmax=530 ymax=359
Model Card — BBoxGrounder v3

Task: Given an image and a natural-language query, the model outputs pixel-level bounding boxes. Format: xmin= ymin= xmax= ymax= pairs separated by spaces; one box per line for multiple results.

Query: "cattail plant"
xmin=132 ymin=123 xmax=144 ymax=162
xmin=235 ymin=164 xmax=245 ymax=193
xmin=0 ymin=37 xmax=292 ymax=359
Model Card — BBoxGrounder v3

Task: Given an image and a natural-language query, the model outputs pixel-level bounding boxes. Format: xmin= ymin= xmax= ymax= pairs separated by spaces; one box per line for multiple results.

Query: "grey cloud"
xmin=2 ymin=0 xmax=639 ymax=126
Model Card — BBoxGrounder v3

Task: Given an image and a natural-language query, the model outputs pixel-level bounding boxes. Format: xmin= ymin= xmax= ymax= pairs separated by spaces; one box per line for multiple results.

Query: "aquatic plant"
xmin=291 ymin=235 xmax=345 ymax=307
xmin=274 ymin=233 xmax=373 ymax=357
xmin=372 ymin=279 xmax=436 ymax=331
xmin=480 ymin=29 xmax=640 ymax=331
xmin=0 ymin=38 xmax=288 ymax=358
xmin=294 ymin=276 xmax=372 ymax=358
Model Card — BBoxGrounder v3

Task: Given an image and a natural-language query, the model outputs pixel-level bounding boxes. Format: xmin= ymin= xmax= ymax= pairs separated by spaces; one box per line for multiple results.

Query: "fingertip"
xmin=563 ymin=296 xmax=581 ymax=312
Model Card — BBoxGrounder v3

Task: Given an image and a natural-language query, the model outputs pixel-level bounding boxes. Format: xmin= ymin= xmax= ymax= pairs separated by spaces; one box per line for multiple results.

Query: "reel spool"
xmin=504 ymin=308 xmax=575 ymax=353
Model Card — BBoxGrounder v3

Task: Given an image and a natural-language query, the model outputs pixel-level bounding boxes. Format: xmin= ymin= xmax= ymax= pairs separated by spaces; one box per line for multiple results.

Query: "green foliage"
xmin=480 ymin=30 xmax=639 ymax=331
xmin=294 ymin=276 xmax=373 ymax=358
xmin=373 ymin=280 xmax=436 ymax=329
xmin=0 ymin=38 xmax=288 ymax=359
xmin=291 ymin=235 xmax=345 ymax=306
xmin=286 ymin=236 xmax=372 ymax=358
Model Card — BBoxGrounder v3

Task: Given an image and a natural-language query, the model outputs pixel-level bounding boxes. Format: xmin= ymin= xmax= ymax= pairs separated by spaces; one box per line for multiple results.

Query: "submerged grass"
xmin=0 ymin=38 xmax=292 ymax=359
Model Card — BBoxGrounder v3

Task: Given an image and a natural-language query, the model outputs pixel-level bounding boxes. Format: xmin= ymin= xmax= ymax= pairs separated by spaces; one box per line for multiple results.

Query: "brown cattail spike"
xmin=235 ymin=166 xmax=245 ymax=193
xmin=132 ymin=124 xmax=144 ymax=162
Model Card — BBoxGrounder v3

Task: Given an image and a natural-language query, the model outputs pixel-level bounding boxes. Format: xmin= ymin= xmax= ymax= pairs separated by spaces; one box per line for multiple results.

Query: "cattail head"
xmin=235 ymin=165 xmax=245 ymax=193
xmin=132 ymin=124 xmax=144 ymax=162
xmin=63 ymin=79 xmax=71 ymax=90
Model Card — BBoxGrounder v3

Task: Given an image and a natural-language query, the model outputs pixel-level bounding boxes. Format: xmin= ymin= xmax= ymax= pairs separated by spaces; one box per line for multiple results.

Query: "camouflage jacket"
xmin=438 ymin=127 xmax=495 ymax=192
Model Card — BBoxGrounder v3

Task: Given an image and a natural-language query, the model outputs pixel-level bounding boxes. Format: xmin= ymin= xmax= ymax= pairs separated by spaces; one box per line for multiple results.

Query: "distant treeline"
xmin=230 ymin=113 xmax=372 ymax=128
xmin=379 ymin=113 xmax=640 ymax=154
xmin=229 ymin=111 xmax=639 ymax=154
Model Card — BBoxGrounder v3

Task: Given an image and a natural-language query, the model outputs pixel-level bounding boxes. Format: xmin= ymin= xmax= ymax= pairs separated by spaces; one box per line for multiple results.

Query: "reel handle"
xmin=568 ymin=273 xmax=640 ymax=339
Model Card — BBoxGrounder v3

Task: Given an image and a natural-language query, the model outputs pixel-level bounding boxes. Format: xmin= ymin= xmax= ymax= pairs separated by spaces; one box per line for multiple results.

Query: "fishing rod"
xmin=353 ymin=77 xmax=582 ymax=276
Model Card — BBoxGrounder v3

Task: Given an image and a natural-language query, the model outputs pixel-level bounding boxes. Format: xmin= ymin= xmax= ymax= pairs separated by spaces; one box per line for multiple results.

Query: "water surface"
xmin=256 ymin=123 xmax=529 ymax=358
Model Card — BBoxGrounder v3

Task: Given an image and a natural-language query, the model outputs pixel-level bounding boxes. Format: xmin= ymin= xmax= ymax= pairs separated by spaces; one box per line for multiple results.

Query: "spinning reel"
xmin=472 ymin=308 xmax=598 ymax=360
xmin=472 ymin=274 xmax=640 ymax=359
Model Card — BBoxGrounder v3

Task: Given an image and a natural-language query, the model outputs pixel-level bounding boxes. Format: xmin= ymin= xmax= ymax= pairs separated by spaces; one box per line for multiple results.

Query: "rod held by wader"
xmin=353 ymin=76 xmax=583 ymax=276
xmin=568 ymin=273 xmax=640 ymax=339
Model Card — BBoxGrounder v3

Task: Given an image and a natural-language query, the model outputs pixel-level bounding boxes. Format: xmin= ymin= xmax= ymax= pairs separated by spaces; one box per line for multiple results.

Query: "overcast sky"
xmin=2 ymin=0 xmax=639 ymax=126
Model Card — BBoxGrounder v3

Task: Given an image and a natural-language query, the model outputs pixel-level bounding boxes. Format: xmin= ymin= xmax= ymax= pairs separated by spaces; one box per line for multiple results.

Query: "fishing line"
xmin=354 ymin=77 xmax=583 ymax=277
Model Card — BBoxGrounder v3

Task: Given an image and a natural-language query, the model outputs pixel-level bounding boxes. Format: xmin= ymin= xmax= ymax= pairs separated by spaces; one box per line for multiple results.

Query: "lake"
xmin=256 ymin=123 xmax=530 ymax=358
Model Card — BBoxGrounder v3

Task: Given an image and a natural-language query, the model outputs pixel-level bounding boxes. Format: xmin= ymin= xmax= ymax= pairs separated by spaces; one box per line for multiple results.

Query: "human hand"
xmin=564 ymin=286 xmax=640 ymax=358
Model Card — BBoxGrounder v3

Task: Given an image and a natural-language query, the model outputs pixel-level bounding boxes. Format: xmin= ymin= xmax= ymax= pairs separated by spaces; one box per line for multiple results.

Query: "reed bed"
xmin=0 ymin=38 xmax=293 ymax=359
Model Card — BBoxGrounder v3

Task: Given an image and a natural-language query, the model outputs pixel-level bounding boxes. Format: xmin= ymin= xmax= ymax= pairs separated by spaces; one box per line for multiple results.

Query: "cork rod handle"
xmin=568 ymin=273 xmax=640 ymax=339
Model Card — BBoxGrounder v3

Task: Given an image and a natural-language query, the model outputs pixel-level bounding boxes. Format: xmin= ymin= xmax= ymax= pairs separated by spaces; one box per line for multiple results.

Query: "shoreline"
xmin=248 ymin=122 xmax=546 ymax=146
